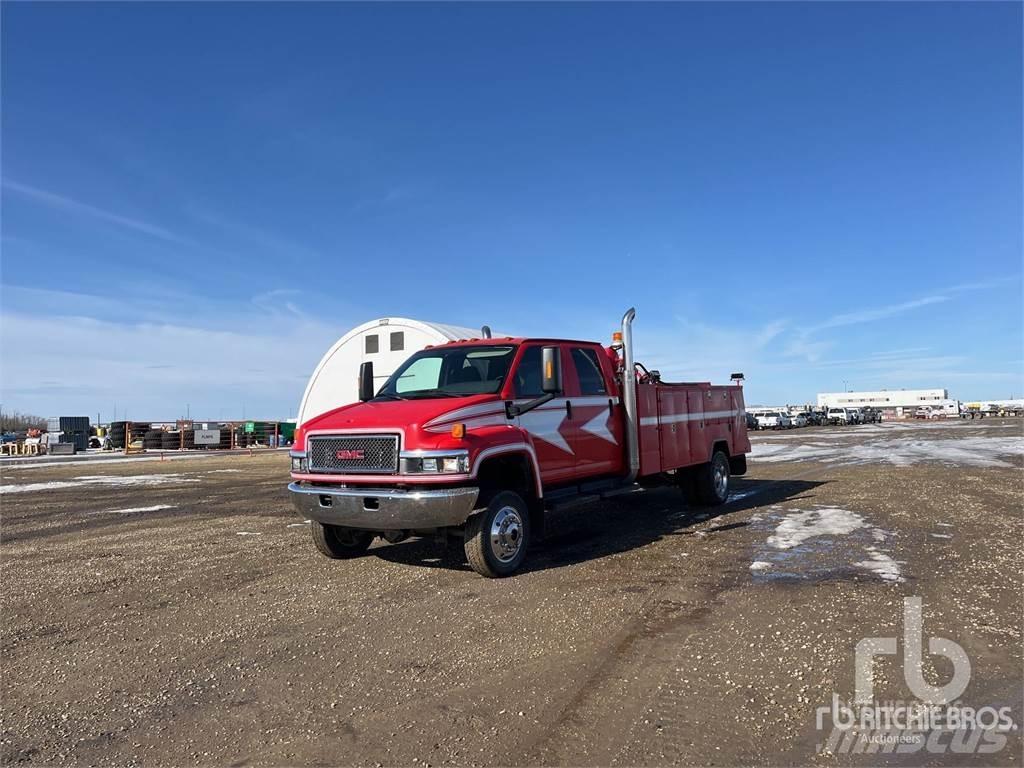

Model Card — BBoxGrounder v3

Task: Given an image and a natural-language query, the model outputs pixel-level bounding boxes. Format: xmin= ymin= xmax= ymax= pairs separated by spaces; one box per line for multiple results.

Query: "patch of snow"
xmin=767 ymin=507 xmax=869 ymax=550
xmin=728 ymin=490 xmax=759 ymax=502
xmin=855 ymin=547 xmax=903 ymax=582
xmin=936 ymin=522 xmax=954 ymax=528
xmin=749 ymin=435 xmax=1024 ymax=468
xmin=286 ymin=521 xmax=311 ymax=528
xmin=752 ymin=505 xmax=901 ymax=584
xmin=87 ymin=504 xmax=177 ymax=515
xmin=4 ymin=453 xmax=220 ymax=470
xmin=1 ymin=473 xmax=200 ymax=494
xmin=930 ymin=533 xmax=953 ymax=539
xmin=236 ymin=531 xmax=263 ymax=536
xmin=0 ymin=480 xmax=82 ymax=494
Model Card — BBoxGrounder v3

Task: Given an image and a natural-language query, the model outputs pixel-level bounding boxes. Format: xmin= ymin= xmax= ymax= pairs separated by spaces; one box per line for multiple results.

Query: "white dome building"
xmin=297 ymin=318 xmax=498 ymax=425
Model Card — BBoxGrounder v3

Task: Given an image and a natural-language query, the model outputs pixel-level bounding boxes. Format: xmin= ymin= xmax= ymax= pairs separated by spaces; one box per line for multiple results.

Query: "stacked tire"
xmin=108 ymin=421 xmax=150 ymax=449
xmin=161 ymin=431 xmax=181 ymax=450
xmin=143 ymin=430 xmax=163 ymax=449
xmin=108 ymin=421 xmax=127 ymax=449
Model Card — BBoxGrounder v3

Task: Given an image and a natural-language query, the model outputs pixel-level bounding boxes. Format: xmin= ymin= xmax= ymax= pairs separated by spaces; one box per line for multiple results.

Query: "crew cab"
xmin=288 ymin=308 xmax=751 ymax=577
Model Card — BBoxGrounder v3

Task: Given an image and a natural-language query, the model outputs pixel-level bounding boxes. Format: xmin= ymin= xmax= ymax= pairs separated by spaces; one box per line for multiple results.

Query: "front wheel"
xmin=463 ymin=491 xmax=531 ymax=577
xmin=311 ymin=522 xmax=374 ymax=559
xmin=695 ymin=451 xmax=730 ymax=506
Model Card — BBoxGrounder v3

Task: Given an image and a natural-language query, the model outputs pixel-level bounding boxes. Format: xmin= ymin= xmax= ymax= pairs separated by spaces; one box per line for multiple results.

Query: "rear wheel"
xmin=464 ymin=491 xmax=530 ymax=578
xmin=695 ymin=451 xmax=730 ymax=506
xmin=311 ymin=522 xmax=374 ymax=559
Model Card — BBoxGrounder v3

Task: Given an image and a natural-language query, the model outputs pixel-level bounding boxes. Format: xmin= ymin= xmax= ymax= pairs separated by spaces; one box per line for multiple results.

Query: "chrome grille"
xmin=307 ymin=434 xmax=399 ymax=474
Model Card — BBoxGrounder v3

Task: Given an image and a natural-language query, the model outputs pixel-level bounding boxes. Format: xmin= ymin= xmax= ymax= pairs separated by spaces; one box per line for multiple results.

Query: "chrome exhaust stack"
xmin=481 ymin=325 xmax=492 ymax=339
xmin=620 ymin=307 xmax=640 ymax=483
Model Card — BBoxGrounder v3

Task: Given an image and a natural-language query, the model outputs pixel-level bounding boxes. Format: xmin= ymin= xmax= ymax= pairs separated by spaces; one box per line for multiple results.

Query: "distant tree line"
xmin=0 ymin=409 xmax=47 ymax=432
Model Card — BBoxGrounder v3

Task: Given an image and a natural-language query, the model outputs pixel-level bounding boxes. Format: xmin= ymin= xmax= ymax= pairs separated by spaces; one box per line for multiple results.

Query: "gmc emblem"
xmin=336 ymin=449 xmax=365 ymax=460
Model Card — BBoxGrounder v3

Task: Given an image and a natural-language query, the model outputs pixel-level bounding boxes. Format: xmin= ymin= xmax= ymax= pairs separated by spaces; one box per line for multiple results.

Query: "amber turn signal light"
xmin=451 ymin=423 xmax=466 ymax=439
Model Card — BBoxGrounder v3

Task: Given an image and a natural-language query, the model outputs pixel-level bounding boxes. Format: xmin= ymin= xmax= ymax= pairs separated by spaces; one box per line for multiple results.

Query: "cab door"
xmin=566 ymin=345 xmax=623 ymax=479
xmin=508 ymin=344 xmax=576 ymax=485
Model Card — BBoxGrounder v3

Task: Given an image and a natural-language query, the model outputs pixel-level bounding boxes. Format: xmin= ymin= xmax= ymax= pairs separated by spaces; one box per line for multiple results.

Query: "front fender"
xmin=465 ymin=426 xmax=543 ymax=499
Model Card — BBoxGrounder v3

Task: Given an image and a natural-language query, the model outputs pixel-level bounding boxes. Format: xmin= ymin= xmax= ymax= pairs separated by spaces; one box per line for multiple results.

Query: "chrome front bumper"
xmin=288 ymin=482 xmax=480 ymax=530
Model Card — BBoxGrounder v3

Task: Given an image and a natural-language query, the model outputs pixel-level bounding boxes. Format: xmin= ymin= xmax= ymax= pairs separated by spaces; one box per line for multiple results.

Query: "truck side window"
xmin=390 ymin=331 xmax=404 ymax=352
xmin=571 ymin=347 xmax=607 ymax=395
xmin=514 ymin=347 xmax=544 ymax=398
xmin=365 ymin=334 xmax=379 ymax=354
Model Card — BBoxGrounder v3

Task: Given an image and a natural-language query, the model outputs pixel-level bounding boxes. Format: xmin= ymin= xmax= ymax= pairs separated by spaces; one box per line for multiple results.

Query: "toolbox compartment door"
xmin=687 ymin=389 xmax=708 ymax=464
xmin=637 ymin=383 xmax=662 ymax=476
xmin=657 ymin=387 xmax=690 ymax=470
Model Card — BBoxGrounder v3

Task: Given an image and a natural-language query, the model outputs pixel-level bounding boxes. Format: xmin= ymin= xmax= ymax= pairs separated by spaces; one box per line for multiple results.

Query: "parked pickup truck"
xmin=288 ymin=308 xmax=751 ymax=577
xmin=755 ymin=411 xmax=789 ymax=430
xmin=827 ymin=407 xmax=851 ymax=425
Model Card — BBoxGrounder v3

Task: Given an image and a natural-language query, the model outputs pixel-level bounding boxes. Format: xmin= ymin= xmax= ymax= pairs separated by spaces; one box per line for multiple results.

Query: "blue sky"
xmin=2 ymin=2 xmax=1021 ymax=420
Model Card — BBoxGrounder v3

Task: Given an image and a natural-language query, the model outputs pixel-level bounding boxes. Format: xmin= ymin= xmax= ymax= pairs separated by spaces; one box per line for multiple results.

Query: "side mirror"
xmin=541 ymin=347 xmax=562 ymax=394
xmin=358 ymin=361 xmax=375 ymax=402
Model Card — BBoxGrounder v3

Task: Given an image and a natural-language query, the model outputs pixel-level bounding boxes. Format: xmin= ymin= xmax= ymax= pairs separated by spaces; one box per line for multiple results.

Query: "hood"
xmin=297 ymin=394 xmax=502 ymax=446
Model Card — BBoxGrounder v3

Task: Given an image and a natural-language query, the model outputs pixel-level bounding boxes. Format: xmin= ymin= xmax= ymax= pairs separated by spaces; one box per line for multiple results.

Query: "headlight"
xmin=400 ymin=453 xmax=470 ymax=474
xmin=290 ymin=454 xmax=308 ymax=473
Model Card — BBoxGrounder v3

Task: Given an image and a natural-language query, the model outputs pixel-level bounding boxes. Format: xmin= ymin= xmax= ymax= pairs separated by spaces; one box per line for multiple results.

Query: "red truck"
xmin=289 ymin=308 xmax=751 ymax=577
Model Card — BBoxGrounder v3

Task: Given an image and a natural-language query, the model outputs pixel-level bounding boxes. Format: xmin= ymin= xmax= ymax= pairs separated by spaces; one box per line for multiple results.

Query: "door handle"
xmin=566 ymin=401 xmax=573 ymax=420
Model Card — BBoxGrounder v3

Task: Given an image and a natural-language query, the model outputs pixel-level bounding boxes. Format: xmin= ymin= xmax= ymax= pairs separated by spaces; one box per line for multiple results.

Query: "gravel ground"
xmin=1 ymin=419 xmax=1021 ymax=766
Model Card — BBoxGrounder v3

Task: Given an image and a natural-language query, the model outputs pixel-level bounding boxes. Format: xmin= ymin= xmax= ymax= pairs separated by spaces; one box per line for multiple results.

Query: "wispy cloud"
xmin=2 ymin=179 xmax=189 ymax=245
xmin=185 ymin=205 xmax=321 ymax=260
xmin=807 ymin=295 xmax=949 ymax=333
xmin=251 ymin=288 xmax=310 ymax=320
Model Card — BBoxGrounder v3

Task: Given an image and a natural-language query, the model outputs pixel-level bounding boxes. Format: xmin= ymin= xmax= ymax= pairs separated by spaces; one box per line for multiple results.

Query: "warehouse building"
xmin=817 ymin=388 xmax=950 ymax=417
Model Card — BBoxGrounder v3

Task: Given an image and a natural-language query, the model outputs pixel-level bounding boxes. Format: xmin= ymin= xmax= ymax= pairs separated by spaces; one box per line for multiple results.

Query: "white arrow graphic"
xmin=519 ymin=407 xmax=573 ymax=454
xmin=579 ymin=409 xmax=618 ymax=445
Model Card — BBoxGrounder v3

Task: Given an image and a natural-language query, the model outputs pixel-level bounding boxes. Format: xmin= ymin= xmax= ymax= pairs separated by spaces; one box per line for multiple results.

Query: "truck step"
xmin=544 ymin=481 xmax=644 ymax=513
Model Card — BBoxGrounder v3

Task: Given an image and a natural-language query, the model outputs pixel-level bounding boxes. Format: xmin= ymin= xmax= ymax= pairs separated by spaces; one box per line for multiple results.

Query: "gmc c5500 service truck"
xmin=289 ymin=308 xmax=751 ymax=577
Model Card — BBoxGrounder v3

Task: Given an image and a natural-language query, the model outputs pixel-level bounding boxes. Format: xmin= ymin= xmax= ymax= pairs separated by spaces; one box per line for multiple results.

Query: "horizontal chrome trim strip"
xmin=399 ymin=449 xmax=471 ymax=458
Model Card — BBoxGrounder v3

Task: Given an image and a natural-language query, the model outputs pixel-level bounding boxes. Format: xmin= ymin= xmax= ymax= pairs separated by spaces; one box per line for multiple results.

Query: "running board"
xmin=544 ymin=482 xmax=645 ymax=513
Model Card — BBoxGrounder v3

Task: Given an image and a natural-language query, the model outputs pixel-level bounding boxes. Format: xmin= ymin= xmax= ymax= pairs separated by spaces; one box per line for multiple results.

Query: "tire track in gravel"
xmin=510 ymin=463 xmax=838 ymax=766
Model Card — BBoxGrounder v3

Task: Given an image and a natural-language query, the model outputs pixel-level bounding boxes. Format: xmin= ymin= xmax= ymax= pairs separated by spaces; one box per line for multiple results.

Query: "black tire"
xmin=676 ymin=466 xmax=699 ymax=505
xmin=695 ymin=450 xmax=730 ymax=506
xmin=310 ymin=522 xmax=374 ymax=559
xmin=463 ymin=490 xmax=531 ymax=578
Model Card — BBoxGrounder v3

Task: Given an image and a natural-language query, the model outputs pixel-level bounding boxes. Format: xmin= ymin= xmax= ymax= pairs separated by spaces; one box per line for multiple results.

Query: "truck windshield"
xmin=375 ymin=345 xmax=517 ymax=399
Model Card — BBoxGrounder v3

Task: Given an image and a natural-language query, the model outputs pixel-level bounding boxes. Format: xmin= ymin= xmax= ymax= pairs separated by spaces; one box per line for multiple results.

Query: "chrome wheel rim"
xmin=489 ymin=506 xmax=524 ymax=563
xmin=714 ymin=460 xmax=728 ymax=499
